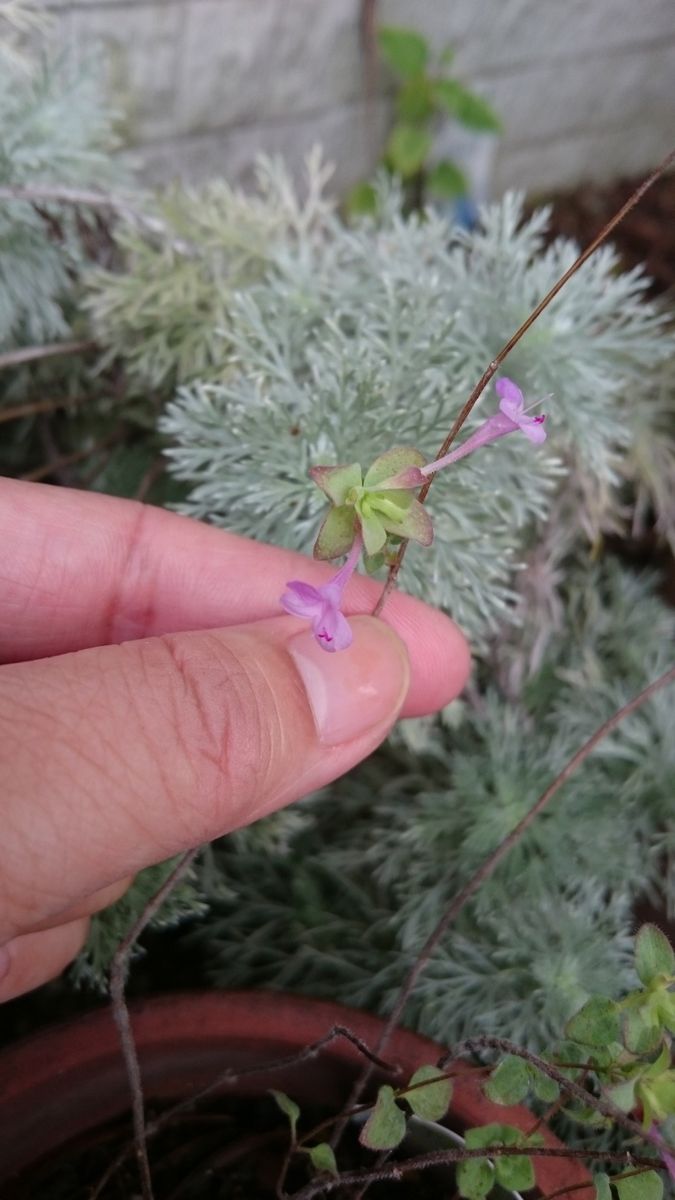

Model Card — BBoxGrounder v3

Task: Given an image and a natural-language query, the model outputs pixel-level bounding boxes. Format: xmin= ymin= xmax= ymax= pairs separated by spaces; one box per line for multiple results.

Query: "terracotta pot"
xmin=0 ymin=990 xmax=593 ymax=1196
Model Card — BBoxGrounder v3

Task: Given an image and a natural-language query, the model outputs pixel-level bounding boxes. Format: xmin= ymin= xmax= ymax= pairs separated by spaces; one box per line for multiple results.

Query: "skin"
xmin=0 ymin=478 xmax=471 ymax=1002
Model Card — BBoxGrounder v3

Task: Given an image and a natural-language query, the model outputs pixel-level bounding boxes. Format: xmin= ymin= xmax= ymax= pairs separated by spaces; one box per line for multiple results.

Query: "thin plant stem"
xmin=20 ymin=428 xmax=124 ymax=482
xmin=440 ymin=1037 xmax=649 ymax=1146
xmin=296 ymin=1146 xmax=658 ymax=1199
xmin=93 ymin=1021 xmax=397 ymax=1199
xmin=0 ymin=183 xmax=193 ymax=253
xmin=0 ymin=338 xmax=96 ymax=371
xmin=107 ymin=848 xmax=201 ymax=1200
xmin=331 ymin=663 xmax=675 ymax=1150
xmin=372 ymin=145 xmax=675 ymax=617
xmin=0 ymin=395 xmax=87 ymax=422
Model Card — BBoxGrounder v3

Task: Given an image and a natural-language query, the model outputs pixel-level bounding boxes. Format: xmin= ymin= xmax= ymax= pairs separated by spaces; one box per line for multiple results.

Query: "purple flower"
xmin=495 ymin=378 xmax=547 ymax=444
xmin=420 ymin=377 xmax=547 ymax=475
xmin=280 ymin=535 xmax=362 ymax=652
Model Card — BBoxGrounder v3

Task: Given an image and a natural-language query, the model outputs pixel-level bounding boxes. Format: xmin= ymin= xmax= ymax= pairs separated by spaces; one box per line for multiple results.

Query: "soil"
xmin=4 ymin=1093 xmax=455 ymax=1200
xmin=534 ymin=170 xmax=675 ymax=301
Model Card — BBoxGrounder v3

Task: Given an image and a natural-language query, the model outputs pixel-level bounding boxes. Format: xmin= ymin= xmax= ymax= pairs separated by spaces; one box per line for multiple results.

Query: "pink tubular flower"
xmin=420 ymin=377 xmax=547 ymax=476
xmin=495 ymin=378 xmax=548 ymax=443
xmin=280 ymin=535 xmax=362 ymax=652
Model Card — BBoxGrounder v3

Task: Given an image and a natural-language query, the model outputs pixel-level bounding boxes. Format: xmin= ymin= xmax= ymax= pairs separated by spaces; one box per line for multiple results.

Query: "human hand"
xmin=0 ymin=479 xmax=470 ymax=1001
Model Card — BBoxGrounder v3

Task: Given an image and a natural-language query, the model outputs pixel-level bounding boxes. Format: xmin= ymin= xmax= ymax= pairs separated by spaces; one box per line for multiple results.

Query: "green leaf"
xmin=363 ymin=446 xmax=425 ymax=489
xmin=457 ymin=1157 xmax=494 ymax=1200
xmin=484 ymin=1055 xmax=530 ymax=1105
xmin=270 ymin=1090 xmax=300 ymax=1140
xmin=310 ymin=462 xmax=362 ymax=506
xmin=359 ymin=1084 xmax=407 ymax=1150
xmin=614 ymin=1170 xmax=664 ymax=1200
xmin=530 ymin=1065 xmax=560 ymax=1104
xmin=594 ymin=1172 xmax=613 ymax=1200
xmin=396 ymin=75 xmax=435 ymax=122
xmin=465 ymin=1123 xmax=520 ymax=1149
xmin=360 ymin=509 xmax=388 ymax=556
xmin=635 ymin=925 xmax=675 ymax=985
xmin=385 ymin=124 xmax=432 ymax=178
xmin=313 ymin=504 xmax=358 ymax=560
xmin=654 ymin=987 xmax=675 ymax=1033
xmin=402 ymin=1064 xmax=453 ymax=1121
xmin=494 ymin=1153 xmax=535 ymax=1192
xmin=622 ymin=1006 xmax=662 ymax=1055
xmin=433 ymin=80 xmax=502 ymax=131
xmin=306 ymin=1142 xmax=338 ymax=1177
xmin=428 ymin=159 xmax=468 ymax=199
xmin=389 ymin=496 xmax=434 ymax=546
xmin=639 ymin=1071 xmax=675 ymax=1123
xmin=378 ymin=26 xmax=428 ymax=77
xmin=566 ymin=997 xmax=621 ymax=1047
xmin=345 ymin=181 xmax=379 ymax=218
xmin=606 ymin=1078 xmax=638 ymax=1112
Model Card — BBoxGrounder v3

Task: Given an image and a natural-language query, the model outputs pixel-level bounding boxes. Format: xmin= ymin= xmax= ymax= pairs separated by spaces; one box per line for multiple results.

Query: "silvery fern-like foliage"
xmin=159 ymin=166 xmax=673 ymax=643
xmin=0 ymin=14 xmax=122 ymax=350
xmin=85 ymin=152 xmax=335 ymax=393
xmin=190 ymin=560 xmax=667 ymax=1047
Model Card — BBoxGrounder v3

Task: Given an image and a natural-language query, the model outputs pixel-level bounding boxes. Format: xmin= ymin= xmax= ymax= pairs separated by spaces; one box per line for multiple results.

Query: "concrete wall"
xmin=43 ymin=0 xmax=675 ymax=197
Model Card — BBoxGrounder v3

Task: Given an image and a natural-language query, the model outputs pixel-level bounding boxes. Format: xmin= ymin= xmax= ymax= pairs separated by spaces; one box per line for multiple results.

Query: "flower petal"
xmin=519 ymin=414 xmax=547 ymax=444
xmin=314 ymin=606 xmax=353 ymax=652
xmin=495 ymin=377 xmax=524 ymax=407
xmin=281 ymin=581 xmax=324 ymax=618
xmin=313 ymin=505 xmax=358 ymax=561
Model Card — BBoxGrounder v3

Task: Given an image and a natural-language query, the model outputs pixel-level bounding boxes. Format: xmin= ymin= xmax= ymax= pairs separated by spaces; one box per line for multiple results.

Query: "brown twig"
xmin=20 ymin=427 xmax=124 ymax=482
xmin=134 ymin=454 xmax=166 ymax=502
xmin=439 ymin=1037 xmax=649 ymax=1146
xmin=92 ymin=1019 xmax=397 ymax=1199
xmin=0 ymin=182 xmax=193 ymax=254
xmin=373 ymin=145 xmax=675 ymax=617
xmin=0 ymin=338 xmax=96 ymax=371
xmin=297 ymin=1146 xmax=657 ymax=1199
xmin=332 ymin=662 xmax=675 ymax=1148
xmin=0 ymin=183 xmax=139 ymax=210
xmin=107 ymin=848 xmax=201 ymax=1200
xmin=0 ymin=395 xmax=87 ymax=423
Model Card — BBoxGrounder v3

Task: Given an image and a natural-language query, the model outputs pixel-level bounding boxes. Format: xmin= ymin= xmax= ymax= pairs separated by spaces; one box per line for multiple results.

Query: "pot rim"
xmin=0 ymin=988 xmax=593 ymax=1197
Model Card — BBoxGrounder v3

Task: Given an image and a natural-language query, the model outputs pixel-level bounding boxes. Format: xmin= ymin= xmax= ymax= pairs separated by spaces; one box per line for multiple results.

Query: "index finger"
xmin=0 ymin=478 xmax=470 ymax=716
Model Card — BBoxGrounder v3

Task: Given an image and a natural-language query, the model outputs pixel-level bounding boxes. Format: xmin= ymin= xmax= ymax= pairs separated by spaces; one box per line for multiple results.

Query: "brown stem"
xmin=0 ymin=183 xmax=193 ymax=254
xmin=94 ymin=1021 xmax=397 ymax=1199
xmin=20 ymin=428 xmax=124 ymax=482
xmin=0 ymin=339 xmax=96 ymax=371
xmin=134 ymin=454 xmax=166 ymax=502
xmin=0 ymin=395 xmax=88 ymax=423
xmin=107 ymin=848 xmax=201 ymax=1200
xmin=439 ymin=1037 xmax=648 ymax=1146
xmin=0 ymin=183 xmax=138 ymax=209
xmin=296 ymin=1146 xmax=656 ymax=1199
xmin=333 ymin=663 xmax=675 ymax=1145
xmin=373 ymin=145 xmax=675 ymax=617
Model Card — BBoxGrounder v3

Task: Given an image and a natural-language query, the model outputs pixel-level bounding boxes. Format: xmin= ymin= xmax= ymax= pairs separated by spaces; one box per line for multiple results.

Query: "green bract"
xmin=310 ymin=447 xmax=431 ymax=560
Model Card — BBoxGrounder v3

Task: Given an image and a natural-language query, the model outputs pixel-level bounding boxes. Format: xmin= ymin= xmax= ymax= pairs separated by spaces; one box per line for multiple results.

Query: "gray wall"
xmin=45 ymin=0 xmax=675 ymax=196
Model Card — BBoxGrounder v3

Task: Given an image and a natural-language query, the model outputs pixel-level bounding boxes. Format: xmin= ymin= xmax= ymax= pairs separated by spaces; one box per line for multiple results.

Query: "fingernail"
xmin=289 ymin=616 xmax=409 ymax=746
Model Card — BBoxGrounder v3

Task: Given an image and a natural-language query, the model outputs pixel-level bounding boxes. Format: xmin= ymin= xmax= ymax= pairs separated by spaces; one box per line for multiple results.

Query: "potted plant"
xmin=1 ymin=924 xmax=674 ymax=1197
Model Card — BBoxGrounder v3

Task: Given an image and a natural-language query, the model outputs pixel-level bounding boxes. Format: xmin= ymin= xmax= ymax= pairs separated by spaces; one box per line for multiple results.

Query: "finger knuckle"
xmin=136 ymin=632 xmax=279 ymax=838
